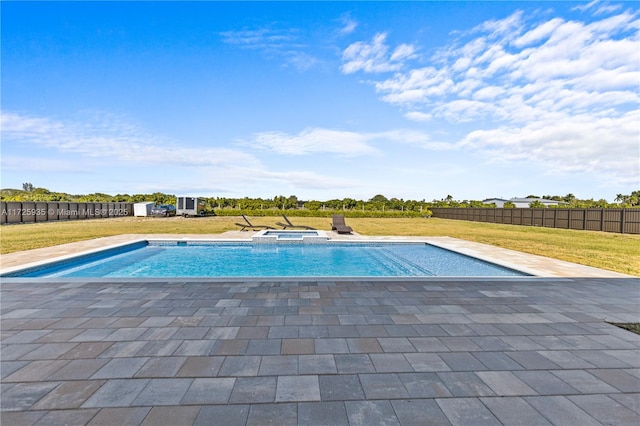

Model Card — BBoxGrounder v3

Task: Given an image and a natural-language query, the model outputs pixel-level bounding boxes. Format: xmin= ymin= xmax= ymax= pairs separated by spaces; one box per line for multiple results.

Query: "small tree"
xmin=22 ymin=182 xmax=34 ymax=192
xmin=503 ymin=202 xmax=515 ymax=208
xmin=304 ymin=201 xmax=321 ymax=211
xmin=369 ymin=194 xmax=389 ymax=203
xmin=529 ymin=200 xmax=546 ymax=208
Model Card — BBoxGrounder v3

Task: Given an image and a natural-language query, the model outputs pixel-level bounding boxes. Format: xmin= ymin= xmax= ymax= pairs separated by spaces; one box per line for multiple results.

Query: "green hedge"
xmin=211 ymin=209 xmax=432 ymax=219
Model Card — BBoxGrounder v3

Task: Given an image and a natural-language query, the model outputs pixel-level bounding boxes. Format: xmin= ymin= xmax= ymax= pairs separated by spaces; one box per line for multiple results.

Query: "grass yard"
xmin=1 ymin=216 xmax=639 ymax=276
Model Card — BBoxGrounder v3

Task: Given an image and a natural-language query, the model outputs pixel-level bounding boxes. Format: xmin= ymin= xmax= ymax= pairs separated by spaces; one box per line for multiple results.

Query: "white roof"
xmin=509 ymin=198 xmax=567 ymax=204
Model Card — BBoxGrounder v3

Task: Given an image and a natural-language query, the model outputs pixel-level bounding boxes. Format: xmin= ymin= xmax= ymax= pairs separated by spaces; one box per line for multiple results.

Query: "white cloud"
xmin=475 ymin=9 xmax=524 ymax=40
xmin=220 ymin=27 xmax=316 ymax=71
xmin=248 ymin=128 xmax=379 ymax=156
xmin=337 ymin=14 xmax=358 ymax=35
xmin=404 ymin=111 xmax=432 ymax=122
xmin=390 ymin=44 xmax=417 ymax=62
xmin=219 ymin=28 xmax=297 ymax=47
xmin=375 ymin=67 xmax=454 ymax=104
xmin=373 ymin=9 xmax=640 ymax=110
xmin=282 ymin=51 xmax=317 ymax=71
xmin=572 ymin=0 xmax=622 ymax=15
xmin=1 ymin=111 xmax=371 ymax=197
xmin=459 ymin=111 xmax=639 ymax=185
xmin=435 ymin=99 xmax=498 ymax=122
xmin=1 ymin=111 xmax=260 ymax=168
xmin=513 ymin=18 xmax=564 ymax=47
xmin=348 ymin=7 xmax=639 ymax=185
xmin=247 ymin=127 xmax=453 ymax=155
xmin=472 ymin=85 xmax=506 ymax=101
xmin=341 ymin=33 xmax=417 ymax=74
xmin=573 ymin=0 xmax=600 ymax=12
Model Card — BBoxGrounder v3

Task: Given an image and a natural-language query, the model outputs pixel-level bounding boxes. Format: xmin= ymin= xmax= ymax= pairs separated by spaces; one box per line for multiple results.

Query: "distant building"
xmin=482 ymin=197 xmax=569 ymax=208
xmin=482 ymin=198 xmax=510 ymax=208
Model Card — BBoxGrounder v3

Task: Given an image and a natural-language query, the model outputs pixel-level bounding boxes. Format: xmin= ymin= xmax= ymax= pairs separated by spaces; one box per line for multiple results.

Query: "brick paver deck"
xmin=2 ymin=277 xmax=639 ymax=425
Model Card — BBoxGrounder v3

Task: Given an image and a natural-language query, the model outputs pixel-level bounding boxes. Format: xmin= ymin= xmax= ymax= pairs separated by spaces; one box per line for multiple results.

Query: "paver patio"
xmin=1 ymin=276 xmax=639 ymax=425
xmin=1 ymin=234 xmax=639 ymax=424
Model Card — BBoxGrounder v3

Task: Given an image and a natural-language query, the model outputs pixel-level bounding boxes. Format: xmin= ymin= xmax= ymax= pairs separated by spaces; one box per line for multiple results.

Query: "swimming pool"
xmin=3 ymin=241 xmax=529 ymax=278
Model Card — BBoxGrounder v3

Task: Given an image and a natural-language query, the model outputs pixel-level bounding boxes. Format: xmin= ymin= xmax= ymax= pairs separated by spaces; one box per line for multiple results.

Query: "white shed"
xmin=133 ymin=202 xmax=154 ymax=217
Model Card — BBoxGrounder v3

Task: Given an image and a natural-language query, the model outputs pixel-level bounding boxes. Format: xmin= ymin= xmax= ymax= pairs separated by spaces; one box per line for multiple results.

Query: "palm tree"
xmin=614 ymin=194 xmax=628 ymax=204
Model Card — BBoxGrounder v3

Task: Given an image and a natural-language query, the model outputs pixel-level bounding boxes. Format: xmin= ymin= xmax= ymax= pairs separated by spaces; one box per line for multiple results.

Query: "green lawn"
xmin=1 ymin=216 xmax=638 ymax=276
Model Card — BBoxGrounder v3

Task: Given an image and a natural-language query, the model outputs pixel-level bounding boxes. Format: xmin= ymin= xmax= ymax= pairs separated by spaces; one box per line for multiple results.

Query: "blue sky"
xmin=2 ymin=1 xmax=638 ymax=202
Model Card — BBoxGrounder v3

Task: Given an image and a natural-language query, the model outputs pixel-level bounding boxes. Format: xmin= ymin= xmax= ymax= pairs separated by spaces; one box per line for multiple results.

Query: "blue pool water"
xmin=6 ymin=241 xmax=528 ymax=278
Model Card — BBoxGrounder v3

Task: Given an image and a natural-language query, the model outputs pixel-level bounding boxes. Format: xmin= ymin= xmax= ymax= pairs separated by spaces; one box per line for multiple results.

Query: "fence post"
xmin=621 ymin=209 xmax=626 ymax=234
xmin=582 ymin=209 xmax=587 ymax=231
xmin=600 ymin=208 xmax=605 ymax=232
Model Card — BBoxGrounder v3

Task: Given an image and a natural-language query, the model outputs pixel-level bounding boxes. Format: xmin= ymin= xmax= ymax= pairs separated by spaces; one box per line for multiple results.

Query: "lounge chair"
xmin=276 ymin=215 xmax=316 ymax=230
xmin=331 ymin=214 xmax=353 ymax=234
xmin=235 ymin=215 xmax=275 ymax=231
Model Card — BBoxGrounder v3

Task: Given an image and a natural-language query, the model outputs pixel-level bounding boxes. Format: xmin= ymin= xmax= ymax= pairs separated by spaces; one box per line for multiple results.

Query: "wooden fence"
xmin=430 ymin=208 xmax=640 ymax=234
xmin=1 ymin=202 xmax=133 ymax=225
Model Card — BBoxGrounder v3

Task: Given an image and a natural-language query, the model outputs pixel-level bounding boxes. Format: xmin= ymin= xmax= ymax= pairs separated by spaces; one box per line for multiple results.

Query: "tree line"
xmin=2 ymin=185 xmax=639 ymax=213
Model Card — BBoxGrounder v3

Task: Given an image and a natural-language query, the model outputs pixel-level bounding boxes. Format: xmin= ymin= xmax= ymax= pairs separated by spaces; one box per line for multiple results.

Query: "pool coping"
xmin=0 ymin=232 xmax=632 ymax=279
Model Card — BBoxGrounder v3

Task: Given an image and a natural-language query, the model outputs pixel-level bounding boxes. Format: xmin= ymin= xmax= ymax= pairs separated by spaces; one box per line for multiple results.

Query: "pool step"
xmin=370 ymin=248 xmax=436 ymax=276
